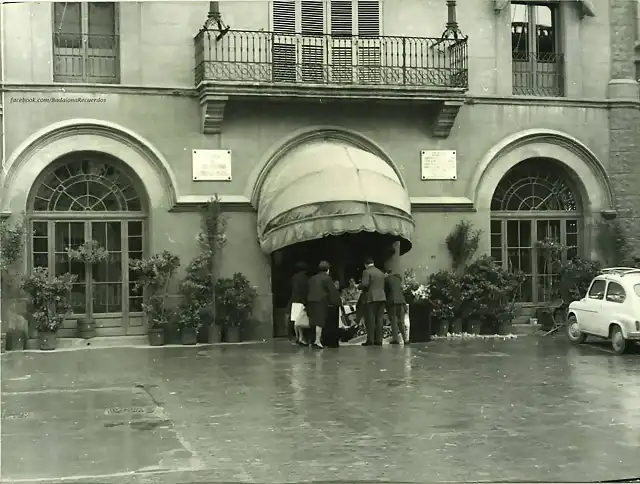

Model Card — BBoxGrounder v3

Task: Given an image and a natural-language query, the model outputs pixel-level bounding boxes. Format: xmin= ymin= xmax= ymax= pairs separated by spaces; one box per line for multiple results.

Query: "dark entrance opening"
xmin=270 ymin=232 xmax=398 ymax=338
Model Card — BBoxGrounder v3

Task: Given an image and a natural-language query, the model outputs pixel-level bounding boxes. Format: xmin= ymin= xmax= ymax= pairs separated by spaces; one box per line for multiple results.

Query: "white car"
xmin=567 ymin=267 xmax=640 ymax=355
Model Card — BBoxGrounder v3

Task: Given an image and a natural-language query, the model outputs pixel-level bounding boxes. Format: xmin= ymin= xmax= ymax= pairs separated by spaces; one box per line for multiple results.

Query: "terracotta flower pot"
xmin=181 ymin=327 xmax=198 ymax=345
xmin=208 ymin=324 xmax=223 ymax=343
xmin=148 ymin=328 xmax=165 ymax=346
xmin=77 ymin=319 xmax=96 ymax=339
xmin=6 ymin=330 xmax=26 ymax=351
xmin=38 ymin=331 xmax=57 ymax=351
xmin=225 ymin=325 xmax=241 ymax=343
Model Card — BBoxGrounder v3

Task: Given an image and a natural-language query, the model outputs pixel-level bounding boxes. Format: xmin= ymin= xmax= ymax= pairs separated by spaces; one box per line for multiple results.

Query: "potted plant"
xmin=66 ymin=240 xmax=109 ymax=339
xmin=129 ymin=250 xmax=180 ymax=346
xmin=177 ymin=275 xmax=210 ymax=345
xmin=402 ymin=268 xmax=431 ymax=343
xmin=21 ymin=267 xmax=76 ymax=350
xmin=427 ymin=270 xmax=460 ymax=336
xmin=215 ymin=273 xmax=257 ymax=342
xmin=1 ymin=216 xmax=27 ymax=350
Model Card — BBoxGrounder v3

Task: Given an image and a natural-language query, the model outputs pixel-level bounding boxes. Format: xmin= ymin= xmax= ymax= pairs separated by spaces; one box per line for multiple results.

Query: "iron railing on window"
xmin=194 ymin=29 xmax=468 ymax=89
xmin=512 ymin=51 xmax=564 ymax=96
xmin=53 ymin=33 xmax=120 ymax=84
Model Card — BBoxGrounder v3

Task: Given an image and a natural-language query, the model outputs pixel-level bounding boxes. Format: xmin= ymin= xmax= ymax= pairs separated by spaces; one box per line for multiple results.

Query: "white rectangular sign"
xmin=192 ymin=149 xmax=232 ymax=181
xmin=420 ymin=150 xmax=457 ymax=180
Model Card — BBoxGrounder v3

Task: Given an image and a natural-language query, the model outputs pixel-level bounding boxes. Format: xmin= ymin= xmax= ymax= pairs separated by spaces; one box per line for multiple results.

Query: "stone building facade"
xmin=0 ymin=0 xmax=638 ymax=339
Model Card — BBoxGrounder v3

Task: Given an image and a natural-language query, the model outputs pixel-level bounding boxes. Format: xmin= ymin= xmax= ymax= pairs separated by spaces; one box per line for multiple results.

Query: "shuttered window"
xmin=270 ymin=0 xmax=380 ymax=84
xmin=273 ymin=0 xmax=297 ymax=82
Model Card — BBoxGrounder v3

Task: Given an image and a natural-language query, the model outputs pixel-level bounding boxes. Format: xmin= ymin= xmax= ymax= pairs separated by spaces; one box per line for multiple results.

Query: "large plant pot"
xmin=181 ymin=327 xmax=197 ymax=345
xmin=469 ymin=319 xmax=482 ymax=335
xmin=5 ymin=330 xmax=26 ymax=351
xmin=164 ymin=323 xmax=181 ymax=345
xmin=437 ymin=320 xmax=450 ymax=337
xmin=408 ymin=302 xmax=431 ymax=343
xmin=225 ymin=325 xmax=241 ymax=343
xmin=77 ymin=319 xmax=96 ymax=339
xmin=208 ymin=324 xmax=223 ymax=343
xmin=1 ymin=333 xmax=6 ymax=353
xmin=450 ymin=319 xmax=463 ymax=335
xmin=38 ymin=331 xmax=57 ymax=351
xmin=148 ymin=328 xmax=165 ymax=346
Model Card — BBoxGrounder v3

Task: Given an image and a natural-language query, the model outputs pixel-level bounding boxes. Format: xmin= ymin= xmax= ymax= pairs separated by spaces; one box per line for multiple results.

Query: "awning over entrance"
xmin=257 ymin=141 xmax=414 ymax=255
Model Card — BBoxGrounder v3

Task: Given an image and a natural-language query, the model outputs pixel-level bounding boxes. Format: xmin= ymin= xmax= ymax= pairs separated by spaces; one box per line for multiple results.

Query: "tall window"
xmin=29 ymin=153 xmax=147 ymax=336
xmin=272 ymin=0 xmax=381 ymax=84
xmin=53 ymin=2 xmax=119 ymax=83
xmin=511 ymin=2 xmax=563 ymax=96
xmin=490 ymin=159 xmax=581 ymax=304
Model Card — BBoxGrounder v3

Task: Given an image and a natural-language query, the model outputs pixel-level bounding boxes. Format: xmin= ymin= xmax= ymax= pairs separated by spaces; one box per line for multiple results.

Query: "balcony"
xmin=512 ymin=52 xmax=564 ymax=97
xmin=53 ymin=33 xmax=120 ymax=84
xmin=194 ymin=29 xmax=468 ymax=137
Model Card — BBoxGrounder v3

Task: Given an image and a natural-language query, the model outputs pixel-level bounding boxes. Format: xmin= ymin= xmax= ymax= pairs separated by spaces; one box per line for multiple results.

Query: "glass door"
xmin=54 ymin=221 xmax=87 ymax=315
xmin=506 ymin=220 xmax=533 ymax=302
xmin=91 ymin=221 xmax=123 ymax=315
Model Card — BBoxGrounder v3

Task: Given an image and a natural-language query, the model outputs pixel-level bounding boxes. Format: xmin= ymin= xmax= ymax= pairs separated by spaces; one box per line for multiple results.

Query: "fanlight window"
xmin=32 ymin=156 xmax=143 ymax=212
xmin=491 ymin=159 xmax=577 ymax=212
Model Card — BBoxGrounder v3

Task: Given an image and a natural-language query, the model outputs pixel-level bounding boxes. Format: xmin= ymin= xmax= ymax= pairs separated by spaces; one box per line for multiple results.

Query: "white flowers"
xmin=411 ymin=284 xmax=430 ymax=300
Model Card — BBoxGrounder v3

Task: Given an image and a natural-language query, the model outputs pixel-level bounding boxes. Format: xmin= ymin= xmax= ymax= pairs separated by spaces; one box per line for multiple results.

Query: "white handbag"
xmin=294 ymin=307 xmax=310 ymax=329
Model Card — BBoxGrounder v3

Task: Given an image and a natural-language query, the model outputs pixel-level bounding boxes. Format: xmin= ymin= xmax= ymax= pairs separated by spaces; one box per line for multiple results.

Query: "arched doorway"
xmin=28 ymin=152 xmax=148 ymax=336
xmin=490 ymin=158 xmax=581 ymax=303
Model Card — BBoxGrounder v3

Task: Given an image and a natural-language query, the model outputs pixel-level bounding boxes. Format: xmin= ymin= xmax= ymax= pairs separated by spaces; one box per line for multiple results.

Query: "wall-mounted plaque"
xmin=192 ymin=149 xmax=232 ymax=181
xmin=420 ymin=150 xmax=457 ymax=180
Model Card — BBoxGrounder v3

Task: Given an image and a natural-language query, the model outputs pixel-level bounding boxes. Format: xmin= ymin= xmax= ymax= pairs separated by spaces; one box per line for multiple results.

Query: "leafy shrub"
xmin=21 ymin=268 xmax=76 ymax=332
xmin=445 ymin=220 xmax=482 ymax=272
xmin=129 ymin=251 xmax=180 ymax=329
xmin=215 ymin=273 xmax=258 ymax=328
xmin=427 ymin=270 xmax=461 ymax=322
xmin=558 ymin=257 xmax=601 ymax=302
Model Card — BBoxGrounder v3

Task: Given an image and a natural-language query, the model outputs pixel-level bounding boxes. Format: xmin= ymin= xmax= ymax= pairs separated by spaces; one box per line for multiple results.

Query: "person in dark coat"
xmin=385 ymin=268 xmax=409 ymax=344
xmin=289 ymin=262 xmax=309 ymax=345
xmin=306 ymin=261 xmax=341 ymax=349
xmin=322 ymin=279 xmax=342 ymax=348
xmin=358 ymin=257 xmax=387 ymax=346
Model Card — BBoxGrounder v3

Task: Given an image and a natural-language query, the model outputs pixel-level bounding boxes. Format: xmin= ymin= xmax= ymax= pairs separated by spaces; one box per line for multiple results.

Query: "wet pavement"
xmin=2 ymin=338 xmax=640 ymax=483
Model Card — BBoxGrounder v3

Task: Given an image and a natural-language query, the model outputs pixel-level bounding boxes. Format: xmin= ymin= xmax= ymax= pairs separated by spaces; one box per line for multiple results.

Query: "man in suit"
xmin=358 ymin=257 xmax=386 ymax=346
xmin=385 ymin=268 xmax=409 ymax=345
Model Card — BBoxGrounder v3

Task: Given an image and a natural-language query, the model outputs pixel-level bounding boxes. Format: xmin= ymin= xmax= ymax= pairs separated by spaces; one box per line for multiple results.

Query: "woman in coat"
xmin=306 ymin=260 xmax=341 ymax=349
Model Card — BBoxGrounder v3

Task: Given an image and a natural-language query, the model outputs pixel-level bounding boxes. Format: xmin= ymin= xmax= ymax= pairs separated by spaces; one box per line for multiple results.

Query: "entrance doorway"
xmin=490 ymin=158 xmax=581 ymax=304
xmin=28 ymin=152 xmax=148 ymax=336
xmin=270 ymin=232 xmax=398 ymax=337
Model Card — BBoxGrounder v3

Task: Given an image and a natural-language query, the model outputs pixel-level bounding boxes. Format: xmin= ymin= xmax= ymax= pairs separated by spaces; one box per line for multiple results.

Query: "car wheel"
xmin=611 ymin=326 xmax=628 ymax=355
xmin=567 ymin=315 xmax=587 ymax=344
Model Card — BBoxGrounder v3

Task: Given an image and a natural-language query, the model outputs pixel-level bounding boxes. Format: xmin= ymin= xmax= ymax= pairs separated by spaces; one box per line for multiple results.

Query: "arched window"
xmin=28 ymin=152 xmax=148 ymax=336
xmin=490 ymin=158 xmax=581 ymax=303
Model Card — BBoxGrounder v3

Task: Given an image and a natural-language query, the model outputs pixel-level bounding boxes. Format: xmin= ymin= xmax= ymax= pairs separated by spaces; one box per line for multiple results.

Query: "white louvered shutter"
xmin=273 ymin=0 xmax=297 ymax=82
xmin=356 ymin=0 xmax=381 ymax=84
xmin=300 ymin=0 xmax=326 ymax=82
xmin=329 ymin=0 xmax=353 ymax=83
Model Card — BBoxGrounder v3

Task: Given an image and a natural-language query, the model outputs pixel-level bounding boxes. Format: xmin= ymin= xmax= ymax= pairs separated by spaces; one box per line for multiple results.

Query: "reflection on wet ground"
xmin=2 ymin=338 xmax=639 ymax=483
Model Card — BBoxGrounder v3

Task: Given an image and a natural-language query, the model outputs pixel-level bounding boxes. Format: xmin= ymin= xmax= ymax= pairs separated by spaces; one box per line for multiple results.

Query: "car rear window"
xmin=634 ymin=284 xmax=640 ymax=297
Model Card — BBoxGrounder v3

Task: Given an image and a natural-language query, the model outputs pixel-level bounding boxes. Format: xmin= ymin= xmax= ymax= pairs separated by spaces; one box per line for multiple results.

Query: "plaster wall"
xmin=1 ymin=1 xmax=611 ymax=97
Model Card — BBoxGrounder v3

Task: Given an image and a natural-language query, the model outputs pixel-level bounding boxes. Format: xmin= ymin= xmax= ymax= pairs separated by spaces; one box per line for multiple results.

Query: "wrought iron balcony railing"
xmin=194 ymin=29 xmax=468 ymax=89
xmin=512 ymin=51 xmax=564 ymax=97
xmin=53 ymin=33 xmax=120 ymax=84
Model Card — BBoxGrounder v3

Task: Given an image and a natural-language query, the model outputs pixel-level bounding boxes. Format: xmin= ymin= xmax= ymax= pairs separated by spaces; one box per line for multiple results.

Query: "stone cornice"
xmin=0 ymin=82 xmax=196 ymax=98
xmin=467 ymin=95 xmax=640 ymax=109
xmin=410 ymin=197 xmax=475 ymax=212
xmin=200 ymin=96 xmax=227 ymax=135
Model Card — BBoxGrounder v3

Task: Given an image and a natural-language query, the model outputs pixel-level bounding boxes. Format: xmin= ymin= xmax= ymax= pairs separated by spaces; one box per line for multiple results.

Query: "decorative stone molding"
xmin=433 ymin=101 xmax=464 ymax=138
xmin=200 ymin=96 xmax=227 ymax=134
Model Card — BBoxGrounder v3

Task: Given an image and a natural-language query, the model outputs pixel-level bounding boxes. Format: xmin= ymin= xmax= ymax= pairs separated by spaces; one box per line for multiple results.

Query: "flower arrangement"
xmin=66 ymin=240 xmax=109 ymax=264
xmin=21 ymin=268 xmax=77 ymax=333
xmin=411 ymin=284 xmax=430 ymax=300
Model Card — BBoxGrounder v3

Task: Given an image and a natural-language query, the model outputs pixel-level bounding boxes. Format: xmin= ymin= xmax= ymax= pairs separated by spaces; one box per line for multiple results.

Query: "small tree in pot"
xmin=21 ymin=268 xmax=76 ymax=350
xmin=1 ymin=216 xmax=27 ymax=351
xmin=129 ymin=251 xmax=180 ymax=346
xmin=215 ymin=273 xmax=257 ymax=342
xmin=66 ymin=240 xmax=109 ymax=339
xmin=177 ymin=275 xmax=209 ymax=345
